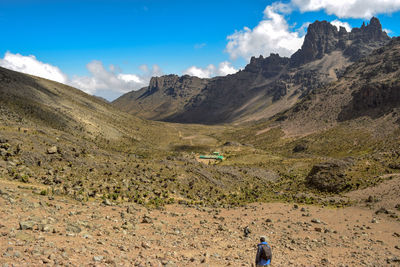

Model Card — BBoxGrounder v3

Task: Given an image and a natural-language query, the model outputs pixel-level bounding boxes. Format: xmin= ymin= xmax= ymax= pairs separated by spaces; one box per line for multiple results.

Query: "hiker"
xmin=255 ymin=236 xmax=272 ymax=266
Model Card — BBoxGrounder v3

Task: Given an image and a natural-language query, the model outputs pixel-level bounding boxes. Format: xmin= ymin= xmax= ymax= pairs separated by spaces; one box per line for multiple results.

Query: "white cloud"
xmin=183 ymin=64 xmax=216 ymax=78
xmin=383 ymin=28 xmax=392 ymax=35
xmin=217 ymin=61 xmax=238 ymax=76
xmin=69 ymin=61 xmax=162 ymax=95
xmin=117 ymin=73 xmax=142 ymax=83
xmin=225 ymin=3 xmax=304 ymax=60
xmin=291 ymin=0 xmax=400 ymax=18
xmin=0 ymin=51 xmax=67 ymax=83
xmin=331 ymin=19 xmax=352 ymax=32
xmin=0 ymin=51 xmax=163 ymax=99
xmin=183 ymin=61 xmax=238 ymax=78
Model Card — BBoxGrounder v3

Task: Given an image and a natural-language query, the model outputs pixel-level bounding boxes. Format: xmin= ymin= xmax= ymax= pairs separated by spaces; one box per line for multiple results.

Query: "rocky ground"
xmin=1 ymin=178 xmax=399 ymax=267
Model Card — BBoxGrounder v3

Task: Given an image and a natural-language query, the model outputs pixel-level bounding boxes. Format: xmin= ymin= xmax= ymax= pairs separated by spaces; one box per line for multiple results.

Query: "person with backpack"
xmin=255 ymin=236 xmax=272 ymax=266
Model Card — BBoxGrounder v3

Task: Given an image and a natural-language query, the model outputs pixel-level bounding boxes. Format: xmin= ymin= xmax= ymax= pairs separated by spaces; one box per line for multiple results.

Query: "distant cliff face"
xmin=141 ymin=74 xmax=206 ymax=99
xmin=277 ymin=37 xmax=400 ymax=133
xmin=338 ymin=37 xmax=400 ymax=121
xmin=112 ymin=74 xmax=208 ymax=120
xmin=113 ymin=17 xmax=392 ymax=124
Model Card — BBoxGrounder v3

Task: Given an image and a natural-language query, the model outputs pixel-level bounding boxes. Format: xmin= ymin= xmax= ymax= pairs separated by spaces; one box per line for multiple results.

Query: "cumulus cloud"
xmin=291 ymin=0 xmax=400 ymax=18
xmin=331 ymin=19 xmax=352 ymax=32
xmin=217 ymin=61 xmax=238 ymax=76
xmin=69 ymin=61 xmax=162 ymax=95
xmin=183 ymin=64 xmax=215 ymax=78
xmin=183 ymin=61 xmax=238 ymax=78
xmin=0 ymin=51 xmax=163 ymax=99
xmin=225 ymin=3 xmax=304 ymax=60
xmin=0 ymin=51 xmax=67 ymax=83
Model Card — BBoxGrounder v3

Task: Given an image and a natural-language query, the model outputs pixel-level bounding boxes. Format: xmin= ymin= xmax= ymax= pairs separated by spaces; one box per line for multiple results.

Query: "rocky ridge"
xmin=113 ymin=17 xmax=391 ymax=124
xmin=275 ymin=36 xmax=400 ymax=132
xmin=291 ymin=17 xmax=390 ymax=66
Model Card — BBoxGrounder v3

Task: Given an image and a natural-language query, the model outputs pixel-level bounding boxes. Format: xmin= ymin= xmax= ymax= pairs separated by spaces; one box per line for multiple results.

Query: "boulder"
xmin=102 ymin=199 xmax=112 ymax=206
xmin=46 ymin=146 xmax=58 ymax=154
xmin=19 ymin=220 xmax=36 ymax=230
xmin=293 ymin=143 xmax=307 ymax=153
xmin=306 ymin=159 xmax=353 ymax=193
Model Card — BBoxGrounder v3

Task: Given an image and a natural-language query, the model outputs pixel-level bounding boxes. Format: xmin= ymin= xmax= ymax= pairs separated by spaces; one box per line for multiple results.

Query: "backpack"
xmin=260 ymin=244 xmax=272 ymax=261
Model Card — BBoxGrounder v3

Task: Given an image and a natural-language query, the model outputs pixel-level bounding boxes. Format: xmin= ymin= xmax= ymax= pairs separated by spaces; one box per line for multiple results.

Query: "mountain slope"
xmin=0 ymin=66 xmax=143 ymax=141
xmin=274 ymin=37 xmax=400 ymax=134
xmin=113 ymin=17 xmax=390 ymax=124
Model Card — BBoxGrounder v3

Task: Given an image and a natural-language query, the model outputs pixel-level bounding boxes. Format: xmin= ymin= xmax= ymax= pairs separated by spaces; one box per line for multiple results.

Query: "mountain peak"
xmin=290 ymin=17 xmax=390 ymax=66
xmin=369 ymin=16 xmax=382 ymax=28
xmin=356 ymin=16 xmax=388 ymax=41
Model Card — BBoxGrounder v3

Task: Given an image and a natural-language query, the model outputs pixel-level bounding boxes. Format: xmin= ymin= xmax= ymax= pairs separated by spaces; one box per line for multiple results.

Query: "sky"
xmin=0 ymin=0 xmax=399 ymax=100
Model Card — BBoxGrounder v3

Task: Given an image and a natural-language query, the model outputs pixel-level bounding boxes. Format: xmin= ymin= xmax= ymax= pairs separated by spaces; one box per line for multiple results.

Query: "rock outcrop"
xmin=338 ymin=37 xmax=400 ymax=121
xmin=275 ymin=36 xmax=400 ymax=134
xmin=113 ymin=75 xmax=208 ymax=120
xmin=141 ymin=74 xmax=206 ymax=99
xmin=291 ymin=20 xmax=340 ymax=66
xmin=291 ymin=17 xmax=390 ymax=66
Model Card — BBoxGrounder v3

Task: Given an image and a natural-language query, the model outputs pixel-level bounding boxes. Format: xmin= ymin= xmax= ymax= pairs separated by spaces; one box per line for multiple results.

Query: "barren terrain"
xmin=1 ymin=177 xmax=399 ymax=267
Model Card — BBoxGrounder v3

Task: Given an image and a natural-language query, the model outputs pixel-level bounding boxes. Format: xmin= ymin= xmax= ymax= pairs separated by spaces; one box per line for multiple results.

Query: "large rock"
xmin=19 ymin=220 xmax=37 ymax=230
xmin=306 ymin=159 xmax=353 ymax=193
xmin=46 ymin=146 xmax=58 ymax=154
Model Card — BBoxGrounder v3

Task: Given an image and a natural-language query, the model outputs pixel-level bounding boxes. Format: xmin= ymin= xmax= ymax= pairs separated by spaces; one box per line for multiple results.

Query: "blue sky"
xmin=0 ymin=0 xmax=399 ymax=100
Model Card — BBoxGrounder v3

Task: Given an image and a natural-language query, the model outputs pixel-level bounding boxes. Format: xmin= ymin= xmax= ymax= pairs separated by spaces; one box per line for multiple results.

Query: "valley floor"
xmin=1 ymin=178 xmax=400 ymax=267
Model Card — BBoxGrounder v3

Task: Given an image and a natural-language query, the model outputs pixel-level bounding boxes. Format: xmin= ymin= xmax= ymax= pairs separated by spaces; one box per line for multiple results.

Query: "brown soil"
xmin=1 ymin=179 xmax=399 ymax=267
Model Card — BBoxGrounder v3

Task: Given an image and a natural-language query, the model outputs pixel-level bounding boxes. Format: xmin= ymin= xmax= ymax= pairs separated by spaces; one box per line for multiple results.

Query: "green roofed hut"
xmin=199 ymin=151 xmax=224 ymax=161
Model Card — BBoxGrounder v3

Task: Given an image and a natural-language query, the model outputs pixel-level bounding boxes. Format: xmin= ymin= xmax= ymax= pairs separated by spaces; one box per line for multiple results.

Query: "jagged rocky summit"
xmin=291 ymin=17 xmax=390 ymax=66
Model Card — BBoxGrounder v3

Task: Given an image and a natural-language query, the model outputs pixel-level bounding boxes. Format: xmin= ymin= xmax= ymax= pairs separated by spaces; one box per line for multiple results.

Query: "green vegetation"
xmin=1 ymin=114 xmax=398 ymax=208
xmin=0 ymin=66 xmax=399 ymax=209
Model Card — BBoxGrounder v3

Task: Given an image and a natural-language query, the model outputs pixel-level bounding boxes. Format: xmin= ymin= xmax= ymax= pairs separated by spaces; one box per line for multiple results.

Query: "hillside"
xmin=2 ymin=65 xmax=350 ymax=210
xmin=0 ymin=66 xmax=144 ymax=142
xmin=0 ymin=67 xmax=235 ymax=207
xmin=223 ymin=36 xmax=400 ymax=200
xmin=113 ymin=17 xmax=391 ymax=124
xmin=275 ymin=36 xmax=400 ymax=134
